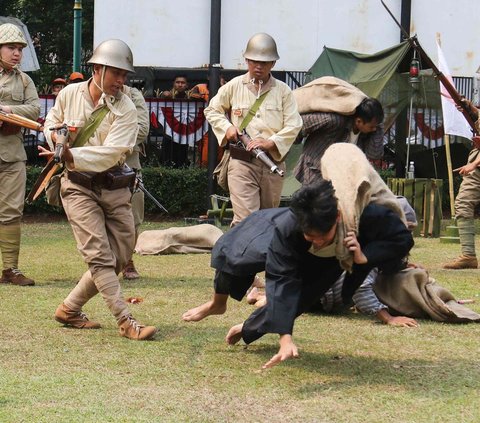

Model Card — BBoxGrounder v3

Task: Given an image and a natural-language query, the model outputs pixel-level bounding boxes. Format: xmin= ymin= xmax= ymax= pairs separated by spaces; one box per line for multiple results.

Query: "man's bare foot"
xmin=182 ymin=300 xmax=227 ymax=322
xmin=255 ymin=294 xmax=266 ymax=308
xmin=225 ymin=323 xmax=243 ymax=345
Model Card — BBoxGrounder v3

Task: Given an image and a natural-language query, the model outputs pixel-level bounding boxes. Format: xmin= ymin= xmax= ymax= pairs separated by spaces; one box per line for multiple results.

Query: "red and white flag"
xmin=436 ymin=39 xmax=472 ymax=140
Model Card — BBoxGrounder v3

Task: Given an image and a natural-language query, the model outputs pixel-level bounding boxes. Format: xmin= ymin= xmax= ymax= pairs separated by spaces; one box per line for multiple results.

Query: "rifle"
xmin=26 ymin=126 xmax=69 ymax=203
xmin=0 ymin=110 xmax=44 ymax=132
xmin=0 ymin=111 xmax=54 ymax=204
xmin=134 ymin=176 xmax=169 ymax=214
xmin=53 ymin=124 xmax=69 ymax=163
xmin=236 ymin=130 xmax=285 ymax=177
xmin=381 ymin=0 xmax=480 ymax=149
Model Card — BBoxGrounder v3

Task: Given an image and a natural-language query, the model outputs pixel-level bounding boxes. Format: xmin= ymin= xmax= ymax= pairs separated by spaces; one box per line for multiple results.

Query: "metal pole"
xmin=73 ymin=0 xmax=82 ymax=72
xmin=400 ymin=0 xmax=411 ymax=43
xmin=207 ymin=0 xmax=222 ymax=200
xmin=394 ymin=0 xmax=412 ymax=176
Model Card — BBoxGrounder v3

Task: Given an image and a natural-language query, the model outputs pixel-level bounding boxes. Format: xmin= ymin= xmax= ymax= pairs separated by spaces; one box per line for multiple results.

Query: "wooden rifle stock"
xmin=0 ymin=110 xmax=43 ymax=132
xmin=408 ymin=36 xmax=478 ymax=135
xmin=237 ymin=130 xmax=284 ymax=177
xmin=26 ymin=157 xmax=61 ymax=203
xmin=380 ymin=0 xmax=478 ymax=147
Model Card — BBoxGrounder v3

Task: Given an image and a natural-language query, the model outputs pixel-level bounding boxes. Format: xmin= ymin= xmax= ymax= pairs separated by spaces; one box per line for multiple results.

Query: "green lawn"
xmin=0 ymin=219 xmax=479 ymax=422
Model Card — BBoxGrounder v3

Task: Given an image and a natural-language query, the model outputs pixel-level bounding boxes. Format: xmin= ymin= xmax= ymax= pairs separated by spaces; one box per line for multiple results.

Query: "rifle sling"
xmin=238 ymin=91 xmax=269 ymax=132
xmin=71 ymin=105 xmax=109 ymax=148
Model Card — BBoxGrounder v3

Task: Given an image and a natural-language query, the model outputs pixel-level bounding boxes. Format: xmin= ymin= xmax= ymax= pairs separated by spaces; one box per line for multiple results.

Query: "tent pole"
xmin=405 ymin=93 xmax=414 ymax=177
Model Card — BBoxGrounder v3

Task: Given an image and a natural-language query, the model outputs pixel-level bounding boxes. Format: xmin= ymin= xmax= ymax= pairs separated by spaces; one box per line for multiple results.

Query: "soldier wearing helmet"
xmin=41 ymin=39 xmax=156 ymax=341
xmin=204 ymin=32 xmax=302 ymax=226
xmin=0 ymin=23 xmax=40 ymax=287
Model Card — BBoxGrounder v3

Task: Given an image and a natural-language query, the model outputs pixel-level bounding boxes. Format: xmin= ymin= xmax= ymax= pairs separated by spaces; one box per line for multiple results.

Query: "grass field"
xmin=0 ymin=219 xmax=479 ymax=422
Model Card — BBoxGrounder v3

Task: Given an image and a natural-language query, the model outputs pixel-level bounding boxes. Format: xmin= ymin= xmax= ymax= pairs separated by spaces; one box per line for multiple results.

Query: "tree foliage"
xmin=0 ymin=0 xmax=94 ymax=86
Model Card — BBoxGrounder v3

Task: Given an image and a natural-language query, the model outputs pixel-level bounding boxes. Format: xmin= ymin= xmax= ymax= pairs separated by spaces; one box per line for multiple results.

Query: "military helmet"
xmin=243 ymin=33 xmax=279 ymax=62
xmin=88 ymin=39 xmax=134 ymax=73
xmin=0 ymin=23 xmax=27 ymax=47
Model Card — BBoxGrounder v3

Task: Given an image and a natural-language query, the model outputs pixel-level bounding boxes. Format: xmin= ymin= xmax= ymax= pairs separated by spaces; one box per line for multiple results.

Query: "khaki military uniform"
xmin=0 ymin=67 xmax=40 ymax=270
xmin=455 ymin=148 xmax=480 ymax=219
xmin=123 ymin=86 xmax=149 ymax=235
xmin=44 ymin=80 xmax=138 ymax=321
xmin=205 ymin=73 xmax=302 ymax=225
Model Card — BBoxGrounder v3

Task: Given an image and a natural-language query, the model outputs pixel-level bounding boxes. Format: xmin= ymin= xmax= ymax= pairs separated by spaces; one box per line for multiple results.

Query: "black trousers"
xmin=241 ymin=255 xmax=344 ymax=345
xmin=214 ymin=270 xmax=255 ymax=301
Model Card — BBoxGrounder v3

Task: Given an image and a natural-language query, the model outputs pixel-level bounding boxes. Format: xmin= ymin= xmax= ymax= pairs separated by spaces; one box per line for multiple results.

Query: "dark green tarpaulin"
xmin=304 ymin=41 xmax=443 ymax=136
xmin=305 ymin=41 xmax=411 ymax=98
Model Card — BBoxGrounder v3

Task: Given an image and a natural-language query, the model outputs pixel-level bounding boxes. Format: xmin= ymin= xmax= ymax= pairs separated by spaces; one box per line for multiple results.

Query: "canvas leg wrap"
xmin=457 ymin=217 xmax=476 ymax=257
xmin=0 ymin=221 xmax=21 ymax=269
xmin=64 ymin=270 xmax=99 ymax=311
xmin=91 ymin=268 xmax=129 ymax=322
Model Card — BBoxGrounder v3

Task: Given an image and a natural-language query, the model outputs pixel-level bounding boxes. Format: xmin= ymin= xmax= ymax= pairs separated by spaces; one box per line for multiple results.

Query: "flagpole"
xmin=444 ymin=133 xmax=455 ymax=217
xmin=436 ymin=33 xmax=456 ymax=219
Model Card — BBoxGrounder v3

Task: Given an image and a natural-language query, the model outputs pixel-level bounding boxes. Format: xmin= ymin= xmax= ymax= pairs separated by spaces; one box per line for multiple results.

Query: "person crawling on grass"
xmin=245 ymin=195 xmax=420 ymax=328
xmin=182 ymin=179 xmax=414 ymax=368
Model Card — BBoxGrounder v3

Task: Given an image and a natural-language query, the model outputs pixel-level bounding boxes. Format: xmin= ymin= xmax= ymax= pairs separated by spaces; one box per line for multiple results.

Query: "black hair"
xmin=174 ymin=74 xmax=188 ymax=81
xmin=290 ymin=179 xmax=338 ymax=233
xmin=354 ymin=97 xmax=384 ymax=124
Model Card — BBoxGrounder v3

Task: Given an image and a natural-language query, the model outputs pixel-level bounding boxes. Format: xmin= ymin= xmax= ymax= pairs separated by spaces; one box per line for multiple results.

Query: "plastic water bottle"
xmin=407 ymin=161 xmax=415 ymax=179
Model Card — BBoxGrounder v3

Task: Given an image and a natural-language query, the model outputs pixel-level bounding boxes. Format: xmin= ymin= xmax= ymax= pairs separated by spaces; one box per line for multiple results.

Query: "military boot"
xmin=0 ymin=268 xmax=35 ymax=286
xmin=54 ymin=303 xmax=101 ymax=329
xmin=118 ymin=315 xmax=157 ymax=340
xmin=443 ymin=255 xmax=478 ymax=270
xmin=122 ymin=259 xmax=140 ymax=280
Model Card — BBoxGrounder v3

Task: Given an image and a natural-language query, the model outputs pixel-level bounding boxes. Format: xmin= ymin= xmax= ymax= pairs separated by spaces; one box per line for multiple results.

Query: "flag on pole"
xmin=436 ymin=39 xmax=472 ymax=140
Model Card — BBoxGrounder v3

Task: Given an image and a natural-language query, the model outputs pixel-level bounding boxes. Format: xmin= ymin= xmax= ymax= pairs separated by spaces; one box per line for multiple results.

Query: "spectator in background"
xmin=68 ymin=71 xmax=84 ymax=84
xmin=51 ymin=77 xmax=67 ymax=96
xmin=159 ymin=74 xmax=191 ymax=99
xmin=159 ymin=74 xmax=192 ymax=167
xmin=190 ymin=74 xmax=226 ymax=167
xmin=189 ymin=74 xmax=226 ymax=102
xmin=0 ymin=22 xmax=40 ymax=286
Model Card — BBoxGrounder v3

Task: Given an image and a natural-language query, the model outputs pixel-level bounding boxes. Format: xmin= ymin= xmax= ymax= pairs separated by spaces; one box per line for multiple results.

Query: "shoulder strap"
xmin=71 ymin=106 xmax=109 ymax=148
xmin=19 ymin=71 xmax=30 ymax=89
xmin=239 ymin=91 xmax=268 ymax=131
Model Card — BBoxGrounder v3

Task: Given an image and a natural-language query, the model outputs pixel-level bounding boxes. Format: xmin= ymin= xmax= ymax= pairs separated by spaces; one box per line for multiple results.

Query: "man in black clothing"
xmin=182 ymin=180 xmax=413 ymax=368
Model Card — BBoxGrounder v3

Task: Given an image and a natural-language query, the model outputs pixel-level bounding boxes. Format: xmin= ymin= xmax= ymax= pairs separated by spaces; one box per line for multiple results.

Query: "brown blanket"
xmin=374 ymin=267 xmax=480 ymax=323
xmin=293 ymin=76 xmax=367 ymax=115
xmin=135 ymin=224 xmax=224 ymax=255
xmin=321 ymin=143 xmax=405 ymax=271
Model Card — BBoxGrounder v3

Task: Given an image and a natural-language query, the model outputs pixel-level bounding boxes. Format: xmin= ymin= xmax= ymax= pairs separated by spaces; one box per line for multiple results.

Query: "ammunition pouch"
xmin=67 ymin=165 xmax=136 ymax=191
xmin=45 ymin=173 xmax=63 ymax=207
xmin=229 ymin=143 xmax=252 ymax=163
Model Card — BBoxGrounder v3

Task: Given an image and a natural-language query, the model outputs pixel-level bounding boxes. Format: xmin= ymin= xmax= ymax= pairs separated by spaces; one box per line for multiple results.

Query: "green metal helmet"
xmin=88 ymin=39 xmax=134 ymax=73
xmin=0 ymin=23 xmax=27 ymax=47
xmin=243 ymin=33 xmax=279 ymax=62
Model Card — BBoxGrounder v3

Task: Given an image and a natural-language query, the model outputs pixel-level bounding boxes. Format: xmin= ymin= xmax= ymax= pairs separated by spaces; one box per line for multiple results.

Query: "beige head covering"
xmin=293 ymin=76 xmax=367 ymax=115
xmin=320 ymin=143 xmax=405 ymax=271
